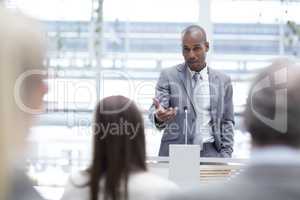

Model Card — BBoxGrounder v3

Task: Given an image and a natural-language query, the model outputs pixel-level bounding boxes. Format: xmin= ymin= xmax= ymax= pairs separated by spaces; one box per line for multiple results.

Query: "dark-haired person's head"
xmin=244 ymin=59 xmax=300 ymax=148
xmin=89 ymin=96 xmax=146 ymax=200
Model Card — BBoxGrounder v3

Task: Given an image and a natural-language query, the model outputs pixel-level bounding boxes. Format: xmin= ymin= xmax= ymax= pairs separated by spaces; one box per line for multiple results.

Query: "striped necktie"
xmin=192 ymin=72 xmax=201 ymax=89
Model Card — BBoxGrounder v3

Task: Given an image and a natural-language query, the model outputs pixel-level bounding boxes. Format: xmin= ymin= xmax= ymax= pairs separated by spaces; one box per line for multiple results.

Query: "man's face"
xmin=182 ymin=32 xmax=209 ymax=71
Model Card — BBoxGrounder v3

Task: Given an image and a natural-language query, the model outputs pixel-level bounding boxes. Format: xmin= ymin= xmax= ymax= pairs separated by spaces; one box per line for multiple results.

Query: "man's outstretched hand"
xmin=153 ymin=98 xmax=177 ymax=122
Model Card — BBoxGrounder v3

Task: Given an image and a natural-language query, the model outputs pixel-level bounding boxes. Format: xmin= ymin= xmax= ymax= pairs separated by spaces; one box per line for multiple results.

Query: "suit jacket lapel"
xmin=176 ymin=63 xmax=197 ymax=114
xmin=208 ymin=68 xmax=219 ymax=120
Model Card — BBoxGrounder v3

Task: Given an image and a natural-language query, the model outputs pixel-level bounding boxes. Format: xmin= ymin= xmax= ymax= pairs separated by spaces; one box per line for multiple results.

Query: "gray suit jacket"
xmin=149 ymin=63 xmax=234 ymax=157
xmin=169 ymin=164 xmax=300 ymax=200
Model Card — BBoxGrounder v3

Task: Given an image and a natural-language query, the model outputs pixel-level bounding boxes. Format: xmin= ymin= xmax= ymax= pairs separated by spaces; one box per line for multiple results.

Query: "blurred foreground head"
xmin=90 ymin=95 xmax=146 ymax=200
xmin=0 ymin=5 xmax=46 ymax=199
xmin=244 ymin=58 xmax=300 ymax=148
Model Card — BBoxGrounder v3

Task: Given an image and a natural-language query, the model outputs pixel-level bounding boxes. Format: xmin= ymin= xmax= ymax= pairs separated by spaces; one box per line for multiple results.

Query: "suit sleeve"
xmin=148 ymin=69 xmax=170 ymax=130
xmin=220 ymin=78 xmax=235 ymax=157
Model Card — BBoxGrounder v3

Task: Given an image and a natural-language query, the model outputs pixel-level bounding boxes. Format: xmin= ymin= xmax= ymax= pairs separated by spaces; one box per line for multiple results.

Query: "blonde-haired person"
xmin=0 ymin=4 xmax=47 ymax=200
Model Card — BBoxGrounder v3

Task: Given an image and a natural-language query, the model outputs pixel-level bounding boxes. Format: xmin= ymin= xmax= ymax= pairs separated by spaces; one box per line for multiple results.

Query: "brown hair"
xmin=88 ymin=95 xmax=147 ymax=200
xmin=244 ymin=59 xmax=300 ymax=148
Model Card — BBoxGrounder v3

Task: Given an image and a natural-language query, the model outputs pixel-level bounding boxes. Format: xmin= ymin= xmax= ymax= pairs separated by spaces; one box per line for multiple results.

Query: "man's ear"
xmin=36 ymin=80 xmax=48 ymax=109
xmin=205 ymin=42 xmax=210 ymax=52
xmin=27 ymin=77 xmax=48 ymax=112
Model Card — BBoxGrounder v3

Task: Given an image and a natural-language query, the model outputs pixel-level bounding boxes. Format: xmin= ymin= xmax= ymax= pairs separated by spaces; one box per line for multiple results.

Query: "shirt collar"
xmin=187 ymin=65 xmax=208 ymax=79
xmin=250 ymin=146 xmax=300 ymax=166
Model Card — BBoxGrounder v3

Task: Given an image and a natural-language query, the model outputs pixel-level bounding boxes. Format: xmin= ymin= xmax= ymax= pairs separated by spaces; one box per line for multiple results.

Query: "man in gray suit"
xmin=149 ymin=25 xmax=234 ymax=157
xmin=169 ymin=59 xmax=300 ymax=200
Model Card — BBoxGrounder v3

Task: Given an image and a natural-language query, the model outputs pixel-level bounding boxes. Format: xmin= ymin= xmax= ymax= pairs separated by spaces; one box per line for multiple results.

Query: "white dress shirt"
xmin=188 ymin=66 xmax=214 ymax=144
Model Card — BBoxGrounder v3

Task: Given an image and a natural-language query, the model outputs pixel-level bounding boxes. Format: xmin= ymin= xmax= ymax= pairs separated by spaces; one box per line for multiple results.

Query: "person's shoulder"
xmin=208 ymin=67 xmax=231 ymax=82
xmin=61 ymin=171 xmax=89 ymax=200
xmin=129 ymin=171 xmax=178 ymax=193
xmin=128 ymin=172 xmax=178 ymax=200
xmin=169 ymin=182 xmax=235 ymax=200
xmin=160 ymin=63 xmax=184 ymax=75
xmin=10 ymin=168 xmax=45 ymax=200
xmin=68 ymin=171 xmax=89 ymax=185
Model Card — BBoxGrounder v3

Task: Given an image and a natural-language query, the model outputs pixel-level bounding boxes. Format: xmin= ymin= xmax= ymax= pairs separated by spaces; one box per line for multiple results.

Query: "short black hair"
xmin=182 ymin=25 xmax=207 ymax=42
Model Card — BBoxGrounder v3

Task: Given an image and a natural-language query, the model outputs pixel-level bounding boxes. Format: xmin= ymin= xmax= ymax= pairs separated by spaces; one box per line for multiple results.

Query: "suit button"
xmin=192 ymin=118 xmax=195 ymax=122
